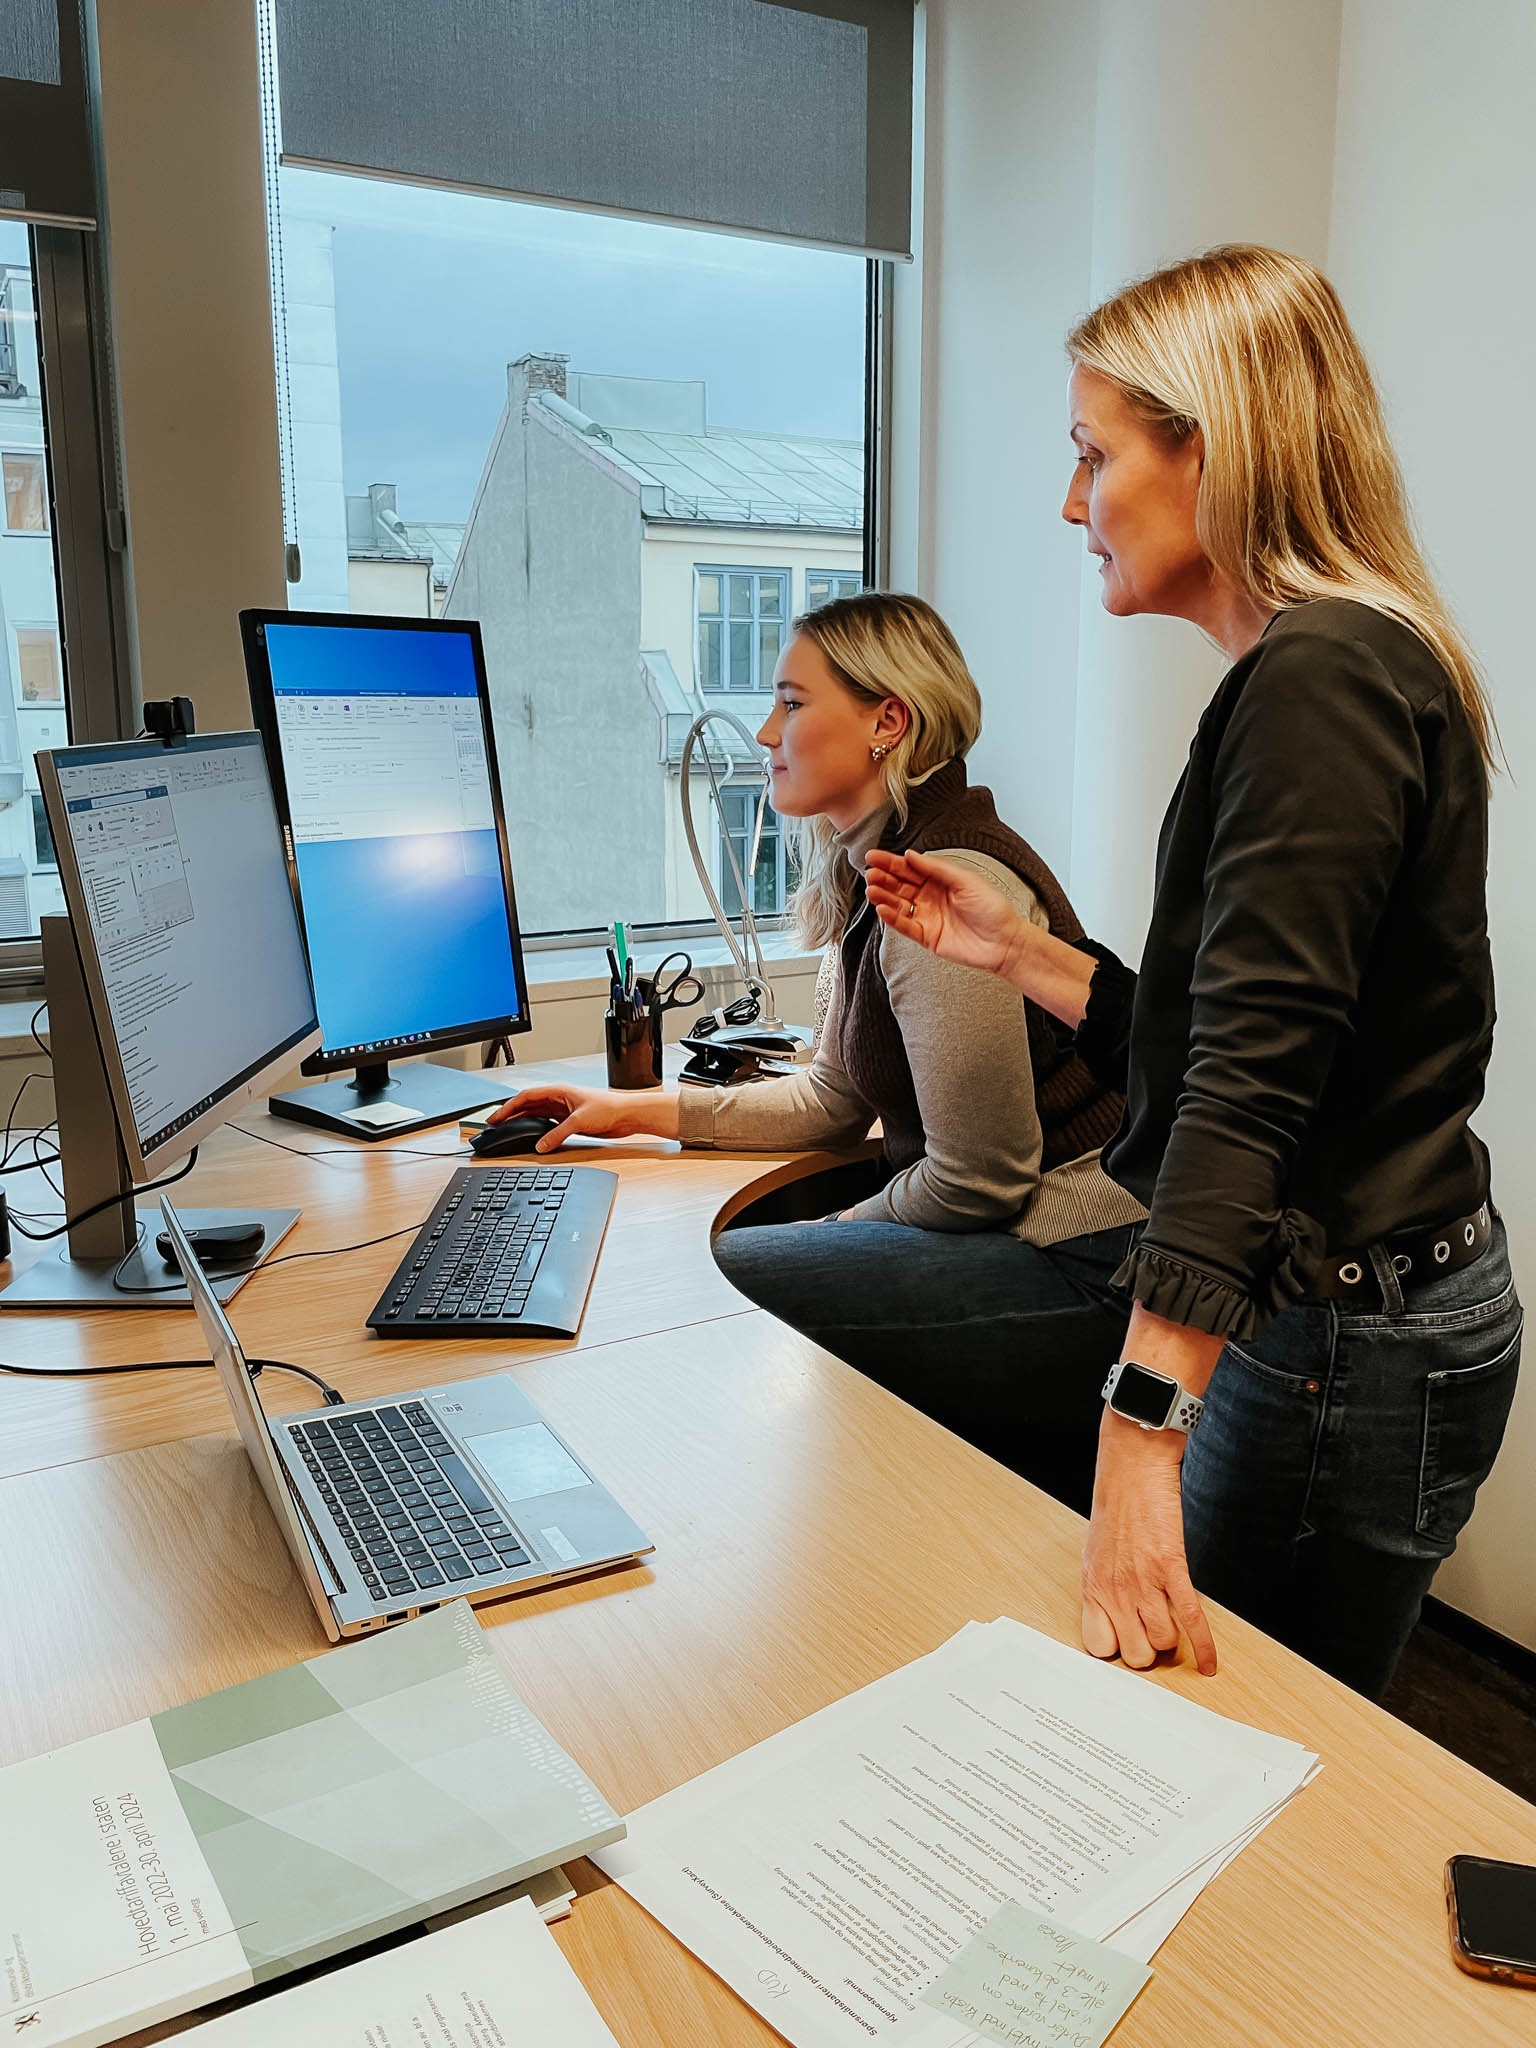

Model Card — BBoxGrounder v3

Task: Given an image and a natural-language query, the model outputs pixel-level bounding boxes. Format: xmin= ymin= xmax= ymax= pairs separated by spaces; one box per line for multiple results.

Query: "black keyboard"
xmin=366 ymin=1163 xmax=617 ymax=1338
xmin=290 ymin=1399 xmax=529 ymax=1604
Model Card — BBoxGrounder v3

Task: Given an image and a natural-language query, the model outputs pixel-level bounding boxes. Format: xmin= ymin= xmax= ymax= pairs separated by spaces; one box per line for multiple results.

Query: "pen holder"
xmin=605 ymin=1003 xmax=663 ymax=1089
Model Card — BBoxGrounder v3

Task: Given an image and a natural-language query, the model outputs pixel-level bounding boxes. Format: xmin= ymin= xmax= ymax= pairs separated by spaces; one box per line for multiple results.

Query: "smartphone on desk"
xmin=1446 ymin=1855 xmax=1536 ymax=1988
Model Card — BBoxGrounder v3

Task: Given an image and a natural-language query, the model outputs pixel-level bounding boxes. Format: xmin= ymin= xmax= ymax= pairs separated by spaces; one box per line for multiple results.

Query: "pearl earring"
xmin=870 ymin=741 xmax=894 ymax=763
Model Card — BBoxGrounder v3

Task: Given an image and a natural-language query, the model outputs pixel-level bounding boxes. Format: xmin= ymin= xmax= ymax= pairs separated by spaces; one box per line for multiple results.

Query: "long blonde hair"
xmin=1068 ymin=245 xmax=1499 ymax=778
xmin=786 ymin=592 xmax=982 ymax=948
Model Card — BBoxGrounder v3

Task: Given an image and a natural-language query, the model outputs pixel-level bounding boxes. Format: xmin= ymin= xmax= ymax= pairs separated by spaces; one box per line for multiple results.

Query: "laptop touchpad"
xmin=464 ymin=1422 xmax=590 ymax=1502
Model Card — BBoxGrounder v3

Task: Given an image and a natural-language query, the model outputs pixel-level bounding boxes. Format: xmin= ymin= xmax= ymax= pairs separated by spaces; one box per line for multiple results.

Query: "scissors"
xmin=642 ymin=951 xmax=706 ymax=1016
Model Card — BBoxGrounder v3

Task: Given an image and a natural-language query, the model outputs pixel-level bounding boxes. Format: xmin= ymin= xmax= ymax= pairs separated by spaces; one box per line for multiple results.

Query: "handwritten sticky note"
xmin=919 ymin=1902 xmax=1151 ymax=2048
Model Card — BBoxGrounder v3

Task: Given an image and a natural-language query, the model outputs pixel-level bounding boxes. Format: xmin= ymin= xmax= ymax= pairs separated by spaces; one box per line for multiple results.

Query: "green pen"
xmin=614 ymin=919 xmax=629 ymax=992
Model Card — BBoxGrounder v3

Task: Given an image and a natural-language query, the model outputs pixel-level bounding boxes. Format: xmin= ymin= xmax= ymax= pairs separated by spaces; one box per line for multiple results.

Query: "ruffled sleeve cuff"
xmin=1113 ymin=1209 xmax=1326 ymax=1342
xmin=1071 ymin=940 xmax=1136 ymax=1092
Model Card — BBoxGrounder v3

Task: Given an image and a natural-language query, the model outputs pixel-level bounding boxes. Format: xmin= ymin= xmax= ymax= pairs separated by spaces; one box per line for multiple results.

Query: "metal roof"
xmin=532 ymin=394 xmax=863 ymax=532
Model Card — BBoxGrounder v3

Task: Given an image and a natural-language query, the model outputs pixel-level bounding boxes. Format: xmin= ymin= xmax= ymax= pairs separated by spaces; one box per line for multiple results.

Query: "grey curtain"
xmin=0 ymin=0 xmax=95 ymax=227
xmin=274 ymin=0 xmax=913 ymax=259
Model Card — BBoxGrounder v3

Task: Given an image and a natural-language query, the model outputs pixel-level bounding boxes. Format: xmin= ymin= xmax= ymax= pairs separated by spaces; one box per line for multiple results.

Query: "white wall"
xmin=1327 ymin=0 xmax=1536 ymax=1650
xmin=1070 ymin=0 xmax=1341 ymax=953
xmin=889 ymin=0 xmax=1098 ymax=882
xmin=894 ymin=0 xmax=1536 ymax=1649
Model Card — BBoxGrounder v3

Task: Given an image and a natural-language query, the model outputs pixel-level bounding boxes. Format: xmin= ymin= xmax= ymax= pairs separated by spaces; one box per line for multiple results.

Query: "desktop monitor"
xmin=5 ymin=729 xmax=323 ymax=1310
xmin=240 ymin=610 xmax=530 ymax=1138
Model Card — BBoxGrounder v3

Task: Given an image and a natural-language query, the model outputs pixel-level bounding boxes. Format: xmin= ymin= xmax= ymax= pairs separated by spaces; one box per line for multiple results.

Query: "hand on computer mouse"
xmin=484 ymin=1085 xmax=681 ymax=1151
xmin=469 ymin=1115 xmax=562 ymax=1158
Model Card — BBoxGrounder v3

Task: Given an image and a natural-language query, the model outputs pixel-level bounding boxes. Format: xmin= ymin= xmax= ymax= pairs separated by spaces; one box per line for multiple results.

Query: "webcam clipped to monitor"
xmin=240 ymin=611 xmax=531 ymax=1140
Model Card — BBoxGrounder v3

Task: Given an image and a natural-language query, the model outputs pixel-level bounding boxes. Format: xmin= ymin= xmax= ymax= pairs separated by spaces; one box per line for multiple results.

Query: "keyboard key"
xmin=442 ymin=1557 xmax=474 ymax=1581
xmin=412 ymin=1564 xmax=445 ymax=1589
xmin=435 ymin=1454 xmax=494 ymax=1515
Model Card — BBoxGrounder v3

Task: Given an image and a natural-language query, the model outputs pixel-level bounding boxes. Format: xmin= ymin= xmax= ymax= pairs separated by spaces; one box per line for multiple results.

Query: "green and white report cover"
xmin=0 ymin=1602 xmax=623 ymax=2048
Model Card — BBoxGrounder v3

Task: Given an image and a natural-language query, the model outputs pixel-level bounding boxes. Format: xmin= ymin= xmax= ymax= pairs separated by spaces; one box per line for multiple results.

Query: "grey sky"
xmin=282 ymin=170 xmax=868 ymax=526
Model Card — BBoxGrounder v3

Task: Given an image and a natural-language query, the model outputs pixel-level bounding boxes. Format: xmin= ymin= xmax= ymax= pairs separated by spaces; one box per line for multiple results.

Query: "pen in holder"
xmin=605 ymin=985 xmax=663 ymax=1089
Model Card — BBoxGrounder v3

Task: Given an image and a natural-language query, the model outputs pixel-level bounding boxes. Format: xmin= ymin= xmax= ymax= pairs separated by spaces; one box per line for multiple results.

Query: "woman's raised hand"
xmin=485 ymin=1084 xmax=680 ymax=1152
xmin=865 ymin=848 xmax=1099 ymax=1029
xmin=864 ymin=847 xmax=1028 ymax=978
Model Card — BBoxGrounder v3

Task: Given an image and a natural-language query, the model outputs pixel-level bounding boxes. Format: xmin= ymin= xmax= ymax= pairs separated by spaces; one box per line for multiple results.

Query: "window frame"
xmin=0 ymin=227 xmax=134 ymax=983
xmin=30 ymin=792 xmax=58 ymax=874
xmin=1 ymin=447 xmax=50 ymax=533
xmin=694 ymin=563 xmax=792 ymax=695
xmin=804 ymin=568 xmax=863 ymax=611
xmin=13 ymin=621 xmax=64 ymax=704
xmin=717 ymin=783 xmax=790 ymax=919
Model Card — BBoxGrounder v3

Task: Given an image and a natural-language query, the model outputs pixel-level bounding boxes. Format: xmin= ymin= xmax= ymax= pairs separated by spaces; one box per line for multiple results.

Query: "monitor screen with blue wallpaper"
xmin=248 ymin=617 xmax=526 ymax=1064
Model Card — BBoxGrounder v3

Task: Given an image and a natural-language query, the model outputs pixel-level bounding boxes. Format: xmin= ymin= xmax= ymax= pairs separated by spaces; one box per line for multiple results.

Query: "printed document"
xmin=179 ymin=1896 xmax=618 ymax=2044
xmin=598 ymin=1618 xmax=1317 ymax=2048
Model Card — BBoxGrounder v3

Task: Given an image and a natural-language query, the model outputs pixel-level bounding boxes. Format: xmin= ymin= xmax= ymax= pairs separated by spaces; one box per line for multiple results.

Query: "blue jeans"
xmin=712 ymin=1213 xmax=1137 ymax=1515
xmin=1184 ymin=1218 xmax=1522 ymax=1699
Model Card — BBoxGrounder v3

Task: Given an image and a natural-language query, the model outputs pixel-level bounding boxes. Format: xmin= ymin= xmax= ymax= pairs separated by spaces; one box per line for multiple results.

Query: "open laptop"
xmin=162 ymin=1197 xmax=653 ymax=1640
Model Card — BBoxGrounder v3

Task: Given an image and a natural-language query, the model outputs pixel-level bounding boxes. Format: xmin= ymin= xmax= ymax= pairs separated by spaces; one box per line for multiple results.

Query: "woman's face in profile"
xmin=757 ymin=634 xmax=902 ymax=826
xmin=1062 ymin=365 xmax=1209 ymax=624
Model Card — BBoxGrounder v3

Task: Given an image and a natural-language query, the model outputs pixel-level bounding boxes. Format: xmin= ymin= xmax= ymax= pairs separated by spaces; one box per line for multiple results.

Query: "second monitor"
xmin=242 ymin=610 xmax=531 ymax=1139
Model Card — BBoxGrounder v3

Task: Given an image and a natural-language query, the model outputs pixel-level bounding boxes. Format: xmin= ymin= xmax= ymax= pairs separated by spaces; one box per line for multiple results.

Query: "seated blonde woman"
xmin=488 ymin=592 xmax=1144 ymax=1510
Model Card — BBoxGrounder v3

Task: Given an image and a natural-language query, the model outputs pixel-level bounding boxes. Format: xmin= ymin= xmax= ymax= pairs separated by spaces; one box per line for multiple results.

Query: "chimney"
xmin=509 ymin=350 xmax=569 ymax=405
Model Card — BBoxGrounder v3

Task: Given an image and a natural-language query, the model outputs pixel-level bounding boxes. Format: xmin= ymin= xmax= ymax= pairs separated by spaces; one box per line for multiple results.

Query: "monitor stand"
xmin=0 ymin=917 xmax=301 ymax=1312
xmin=269 ymin=1057 xmax=513 ymax=1140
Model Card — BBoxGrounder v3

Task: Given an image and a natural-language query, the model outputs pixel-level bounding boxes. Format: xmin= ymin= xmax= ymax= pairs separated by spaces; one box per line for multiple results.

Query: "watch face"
xmin=1113 ymin=1363 xmax=1179 ymax=1429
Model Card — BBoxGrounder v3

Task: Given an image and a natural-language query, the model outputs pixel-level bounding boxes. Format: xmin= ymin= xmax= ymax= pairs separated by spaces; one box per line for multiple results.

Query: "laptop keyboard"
xmin=289 ymin=1398 xmax=530 ymax=1605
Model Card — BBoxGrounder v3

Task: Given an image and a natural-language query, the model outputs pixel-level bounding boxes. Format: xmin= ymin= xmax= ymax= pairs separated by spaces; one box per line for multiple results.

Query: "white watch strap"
xmin=1102 ymin=1361 xmax=1205 ymax=1435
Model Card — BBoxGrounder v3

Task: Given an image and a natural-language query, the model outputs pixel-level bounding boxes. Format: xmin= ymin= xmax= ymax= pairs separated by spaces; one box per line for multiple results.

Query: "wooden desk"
xmin=2 ymin=1058 xmax=1533 ymax=2048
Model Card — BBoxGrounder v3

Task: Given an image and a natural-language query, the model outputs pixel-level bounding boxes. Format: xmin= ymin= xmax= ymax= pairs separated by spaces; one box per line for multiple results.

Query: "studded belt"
xmin=1309 ymin=1203 xmax=1493 ymax=1302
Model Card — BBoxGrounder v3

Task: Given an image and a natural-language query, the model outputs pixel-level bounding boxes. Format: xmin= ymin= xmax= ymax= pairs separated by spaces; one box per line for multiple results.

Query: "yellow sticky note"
xmin=919 ymin=1903 xmax=1151 ymax=2048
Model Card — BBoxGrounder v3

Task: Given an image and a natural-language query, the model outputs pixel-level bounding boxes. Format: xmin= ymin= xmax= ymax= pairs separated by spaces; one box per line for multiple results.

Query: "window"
xmin=806 ymin=569 xmax=863 ymax=610
xmin=30 ymin=793 xmax=56 ymax=871
xmin=261 ymin=166 xmax=867 ymax=937
xmin=696 ymin=568 xmax=790 ymax=694
xmin=0 ymin=222 xmax=127 ymax=949
xmin=719 ymin=786 xmax=796 ymax=918
xmin=0 ymin=276 xmax=19 ymax=397
xmin=2 ymin=449 xmax=47 ymax=532
xmin=16 ymin=625 xmax=61 ymax=702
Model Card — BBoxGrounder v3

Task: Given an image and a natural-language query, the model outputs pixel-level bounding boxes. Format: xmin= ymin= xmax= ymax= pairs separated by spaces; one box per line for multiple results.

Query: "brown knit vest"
xmin=835 ymin=760 xmax=1125 ymax=1175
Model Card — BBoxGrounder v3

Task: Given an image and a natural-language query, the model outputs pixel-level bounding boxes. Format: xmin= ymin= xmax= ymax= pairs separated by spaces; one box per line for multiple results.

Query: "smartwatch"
xmin=1102 ymin=1360 xmax=1205 ymax=1435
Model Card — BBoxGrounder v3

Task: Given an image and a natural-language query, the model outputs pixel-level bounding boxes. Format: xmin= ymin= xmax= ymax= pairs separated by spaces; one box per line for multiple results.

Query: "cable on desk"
xmin=228 ymin=1122 xmax=471 ymax=1164
xmin=108 ymin=1216 xmax=427 ymax=1296
xmin=6 ymin=1148 xmax=199 ymax=1242
xmin=0 ymin=1070 xmax=61 ymax=1174
xmin=0 ymin=1354 xmax=346 ymax=1404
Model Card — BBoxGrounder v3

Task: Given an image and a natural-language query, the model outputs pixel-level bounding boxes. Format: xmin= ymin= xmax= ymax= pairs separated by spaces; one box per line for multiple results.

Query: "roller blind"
xmin=272 ymin=0 xmax=914 ymax=260
xmin=0 ymin=0 xmax=96 ymax=228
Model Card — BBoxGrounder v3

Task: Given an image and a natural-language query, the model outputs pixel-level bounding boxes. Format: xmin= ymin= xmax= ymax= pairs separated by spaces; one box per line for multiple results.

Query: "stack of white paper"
xmin=178 ymin=1896 xmax=618 ymax=2044
xmin=597 ymin=1618 xmax=1319 ymax=2047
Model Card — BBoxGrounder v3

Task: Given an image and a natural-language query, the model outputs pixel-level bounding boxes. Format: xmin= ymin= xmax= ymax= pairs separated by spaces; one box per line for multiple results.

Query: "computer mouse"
xmin=470 ymin=1114 xmax=561 ymax=1158
xmin=155 ymin=1221 xmax=267 ymax=1272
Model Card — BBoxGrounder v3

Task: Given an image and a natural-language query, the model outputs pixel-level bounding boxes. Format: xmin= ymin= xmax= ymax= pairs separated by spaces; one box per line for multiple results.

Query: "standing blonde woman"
xmin=869 ymin=246 xmax=1520 ymax=1700
xmin=489 ymin=592 xmax=1143 ymax=1510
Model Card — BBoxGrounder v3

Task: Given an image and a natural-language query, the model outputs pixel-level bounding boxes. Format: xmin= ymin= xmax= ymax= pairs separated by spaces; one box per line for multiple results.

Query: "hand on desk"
xmin=487 ymin=1084 xmax=681 ymax=1152
xmin=1081 ymin=1304 xmax=1225 ymax=1679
